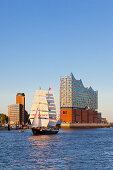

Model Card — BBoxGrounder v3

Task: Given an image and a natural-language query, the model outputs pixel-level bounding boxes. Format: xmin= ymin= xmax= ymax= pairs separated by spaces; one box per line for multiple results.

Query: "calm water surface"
xmin=0 ymin=128 xmax=113 ymax=169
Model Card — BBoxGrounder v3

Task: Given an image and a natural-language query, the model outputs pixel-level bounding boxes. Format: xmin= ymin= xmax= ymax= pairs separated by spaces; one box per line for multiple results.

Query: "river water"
xmin=0 ymin=128 xmax=113 ymax=169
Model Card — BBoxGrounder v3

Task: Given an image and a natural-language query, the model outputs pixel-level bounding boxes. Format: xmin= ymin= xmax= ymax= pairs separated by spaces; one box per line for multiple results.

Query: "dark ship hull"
xmin=32 ymin=127 xmax=59 ymax=135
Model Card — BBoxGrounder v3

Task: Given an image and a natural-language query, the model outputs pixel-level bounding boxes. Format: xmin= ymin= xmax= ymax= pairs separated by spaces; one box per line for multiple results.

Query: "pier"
xmin=60 ymin=123 xmax=111 ymax=129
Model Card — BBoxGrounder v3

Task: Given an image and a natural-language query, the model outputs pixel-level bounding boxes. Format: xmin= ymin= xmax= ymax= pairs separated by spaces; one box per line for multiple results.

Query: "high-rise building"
xmin=8 ymin=93 xmax=28 ymax=125
xmin=8 ymin=104 xmax=22 ymax=125
xmin=60 ymin=73 xmax=98 ymax=110
xmin=60 ymin=73 xmax=98 ymax=123
xmin=16 ymin=93 xmax=25 ymax=125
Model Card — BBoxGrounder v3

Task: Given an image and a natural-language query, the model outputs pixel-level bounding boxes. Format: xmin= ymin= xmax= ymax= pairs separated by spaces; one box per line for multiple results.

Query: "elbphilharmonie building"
xmin=60 ymin=73 xmax=98 ymax=111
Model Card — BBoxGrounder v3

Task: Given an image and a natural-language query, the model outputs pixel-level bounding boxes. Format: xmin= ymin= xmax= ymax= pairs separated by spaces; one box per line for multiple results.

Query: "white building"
xmin=60 ymin=73 xmax=98 ymax=111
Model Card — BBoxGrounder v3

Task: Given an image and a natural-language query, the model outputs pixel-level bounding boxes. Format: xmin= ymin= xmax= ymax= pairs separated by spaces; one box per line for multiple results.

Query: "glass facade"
xmin=60 ymin=73 xmax=98 ymax=111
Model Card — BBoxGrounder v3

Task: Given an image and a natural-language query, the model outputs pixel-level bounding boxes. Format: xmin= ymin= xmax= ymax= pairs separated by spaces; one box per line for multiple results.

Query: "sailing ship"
xmin=30 ymin=89 xmax=59 ymax=135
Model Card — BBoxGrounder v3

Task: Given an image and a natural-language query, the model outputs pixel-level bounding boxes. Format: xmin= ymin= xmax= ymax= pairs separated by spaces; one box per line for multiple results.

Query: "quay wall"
xmin=60 ymin=123 xmax=110 ymax=129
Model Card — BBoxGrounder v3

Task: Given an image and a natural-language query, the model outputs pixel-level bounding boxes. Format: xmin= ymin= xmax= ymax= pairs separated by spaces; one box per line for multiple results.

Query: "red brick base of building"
xmin=60 ymin=108 xmax=98 ymax=124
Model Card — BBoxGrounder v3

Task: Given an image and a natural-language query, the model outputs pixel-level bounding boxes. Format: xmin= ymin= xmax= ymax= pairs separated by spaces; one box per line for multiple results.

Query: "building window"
xmin=63 ymin=111 xmax=67 ymax=114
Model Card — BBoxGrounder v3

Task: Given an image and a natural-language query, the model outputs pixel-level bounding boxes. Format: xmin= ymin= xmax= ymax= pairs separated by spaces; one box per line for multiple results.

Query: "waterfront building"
xmin=8 ymin=104 xmax=22 ymax=125
xmin=101 ymin=118 xmax=108 ymax=124
xmin=0 ymin=113 xmax=6 ymax=125
xmin=60 ymin=73 xmax=98 ymax=123
xmin=8 ymin=93 xmax=28 ymax=125
xmin=24 ymin=110 xmax=29 ymax=125
xmin=60 ymin=108 xmax=98 ymax=123
xmin=16 ymin=93 xmax=25 ymax=125
xmin=98 ymin=112 xmax=101 ymax=123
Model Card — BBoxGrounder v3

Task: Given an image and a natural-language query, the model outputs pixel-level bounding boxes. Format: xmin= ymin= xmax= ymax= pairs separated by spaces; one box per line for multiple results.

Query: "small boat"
xmin=31 ymin=89 xmax=59 ymax=135
xmin=18 ymin=129 xmax=24 ymax=133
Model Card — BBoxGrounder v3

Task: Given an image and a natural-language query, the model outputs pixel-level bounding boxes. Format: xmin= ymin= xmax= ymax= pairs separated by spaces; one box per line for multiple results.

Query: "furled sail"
xmin=47 ymin=93 xmax=58 ymax=127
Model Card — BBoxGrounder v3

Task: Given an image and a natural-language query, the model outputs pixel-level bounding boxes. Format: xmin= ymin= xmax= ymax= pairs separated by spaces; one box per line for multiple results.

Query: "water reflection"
xmin=29 ymin=133 xmax=60 ymax=146
xmin=28 ymin=133 xmax=62 ymax=169
xmin=1 ymin=128 xmax=113 ymax=169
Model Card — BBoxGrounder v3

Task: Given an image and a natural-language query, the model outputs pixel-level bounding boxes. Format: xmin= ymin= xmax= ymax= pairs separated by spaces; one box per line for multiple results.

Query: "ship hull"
xmin=32 ymin=127 xmax=59 ymax=135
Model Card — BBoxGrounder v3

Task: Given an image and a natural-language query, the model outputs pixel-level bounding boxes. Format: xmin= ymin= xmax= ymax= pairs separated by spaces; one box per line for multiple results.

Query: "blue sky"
xmin=0 ymin=0 xmax=113 ymax=121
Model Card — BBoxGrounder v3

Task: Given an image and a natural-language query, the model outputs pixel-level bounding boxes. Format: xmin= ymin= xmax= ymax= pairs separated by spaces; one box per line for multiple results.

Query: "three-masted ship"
xmin=30 ymin=89 xmax=59 ymax=135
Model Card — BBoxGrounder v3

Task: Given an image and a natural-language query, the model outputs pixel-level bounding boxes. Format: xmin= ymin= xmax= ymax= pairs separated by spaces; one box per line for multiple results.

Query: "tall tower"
xmin=16 ymin=93 xmax=25 ymax=125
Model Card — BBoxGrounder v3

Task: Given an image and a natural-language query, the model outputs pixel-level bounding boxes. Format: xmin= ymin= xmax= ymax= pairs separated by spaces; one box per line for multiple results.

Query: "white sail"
xmin=30 ymin=89 xmax=58 ymax=128
xmin=32 ymin=109 xmax=49 ymax=128
xmin=33 ymin=95 xmax=47 ymax=104
xmin=39 ymin=111 xmax=49 ymax=118
xmin=46 ymin=92 xmax=57 ymax=127
xmin=49 ymin=119 xmax=57 ymax=127
xmin=32 ymin=111 xmax=42 ymax=128
xmin=40 ymin=119 xmax=49 ymax=127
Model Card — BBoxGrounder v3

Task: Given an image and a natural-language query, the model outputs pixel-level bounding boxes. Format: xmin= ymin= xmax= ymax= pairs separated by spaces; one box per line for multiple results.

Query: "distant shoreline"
xmin=0 ymin=123 xmax=111 ymax=131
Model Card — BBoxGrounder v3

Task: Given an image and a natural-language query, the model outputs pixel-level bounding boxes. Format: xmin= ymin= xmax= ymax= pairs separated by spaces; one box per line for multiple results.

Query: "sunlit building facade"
xmin=8 ymin=104 xmax=22 ymax=125
xmin=16 ymin=93 xmax=25 ymax=125
xmin=60 ymin=73 xmax=98 ymax=110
